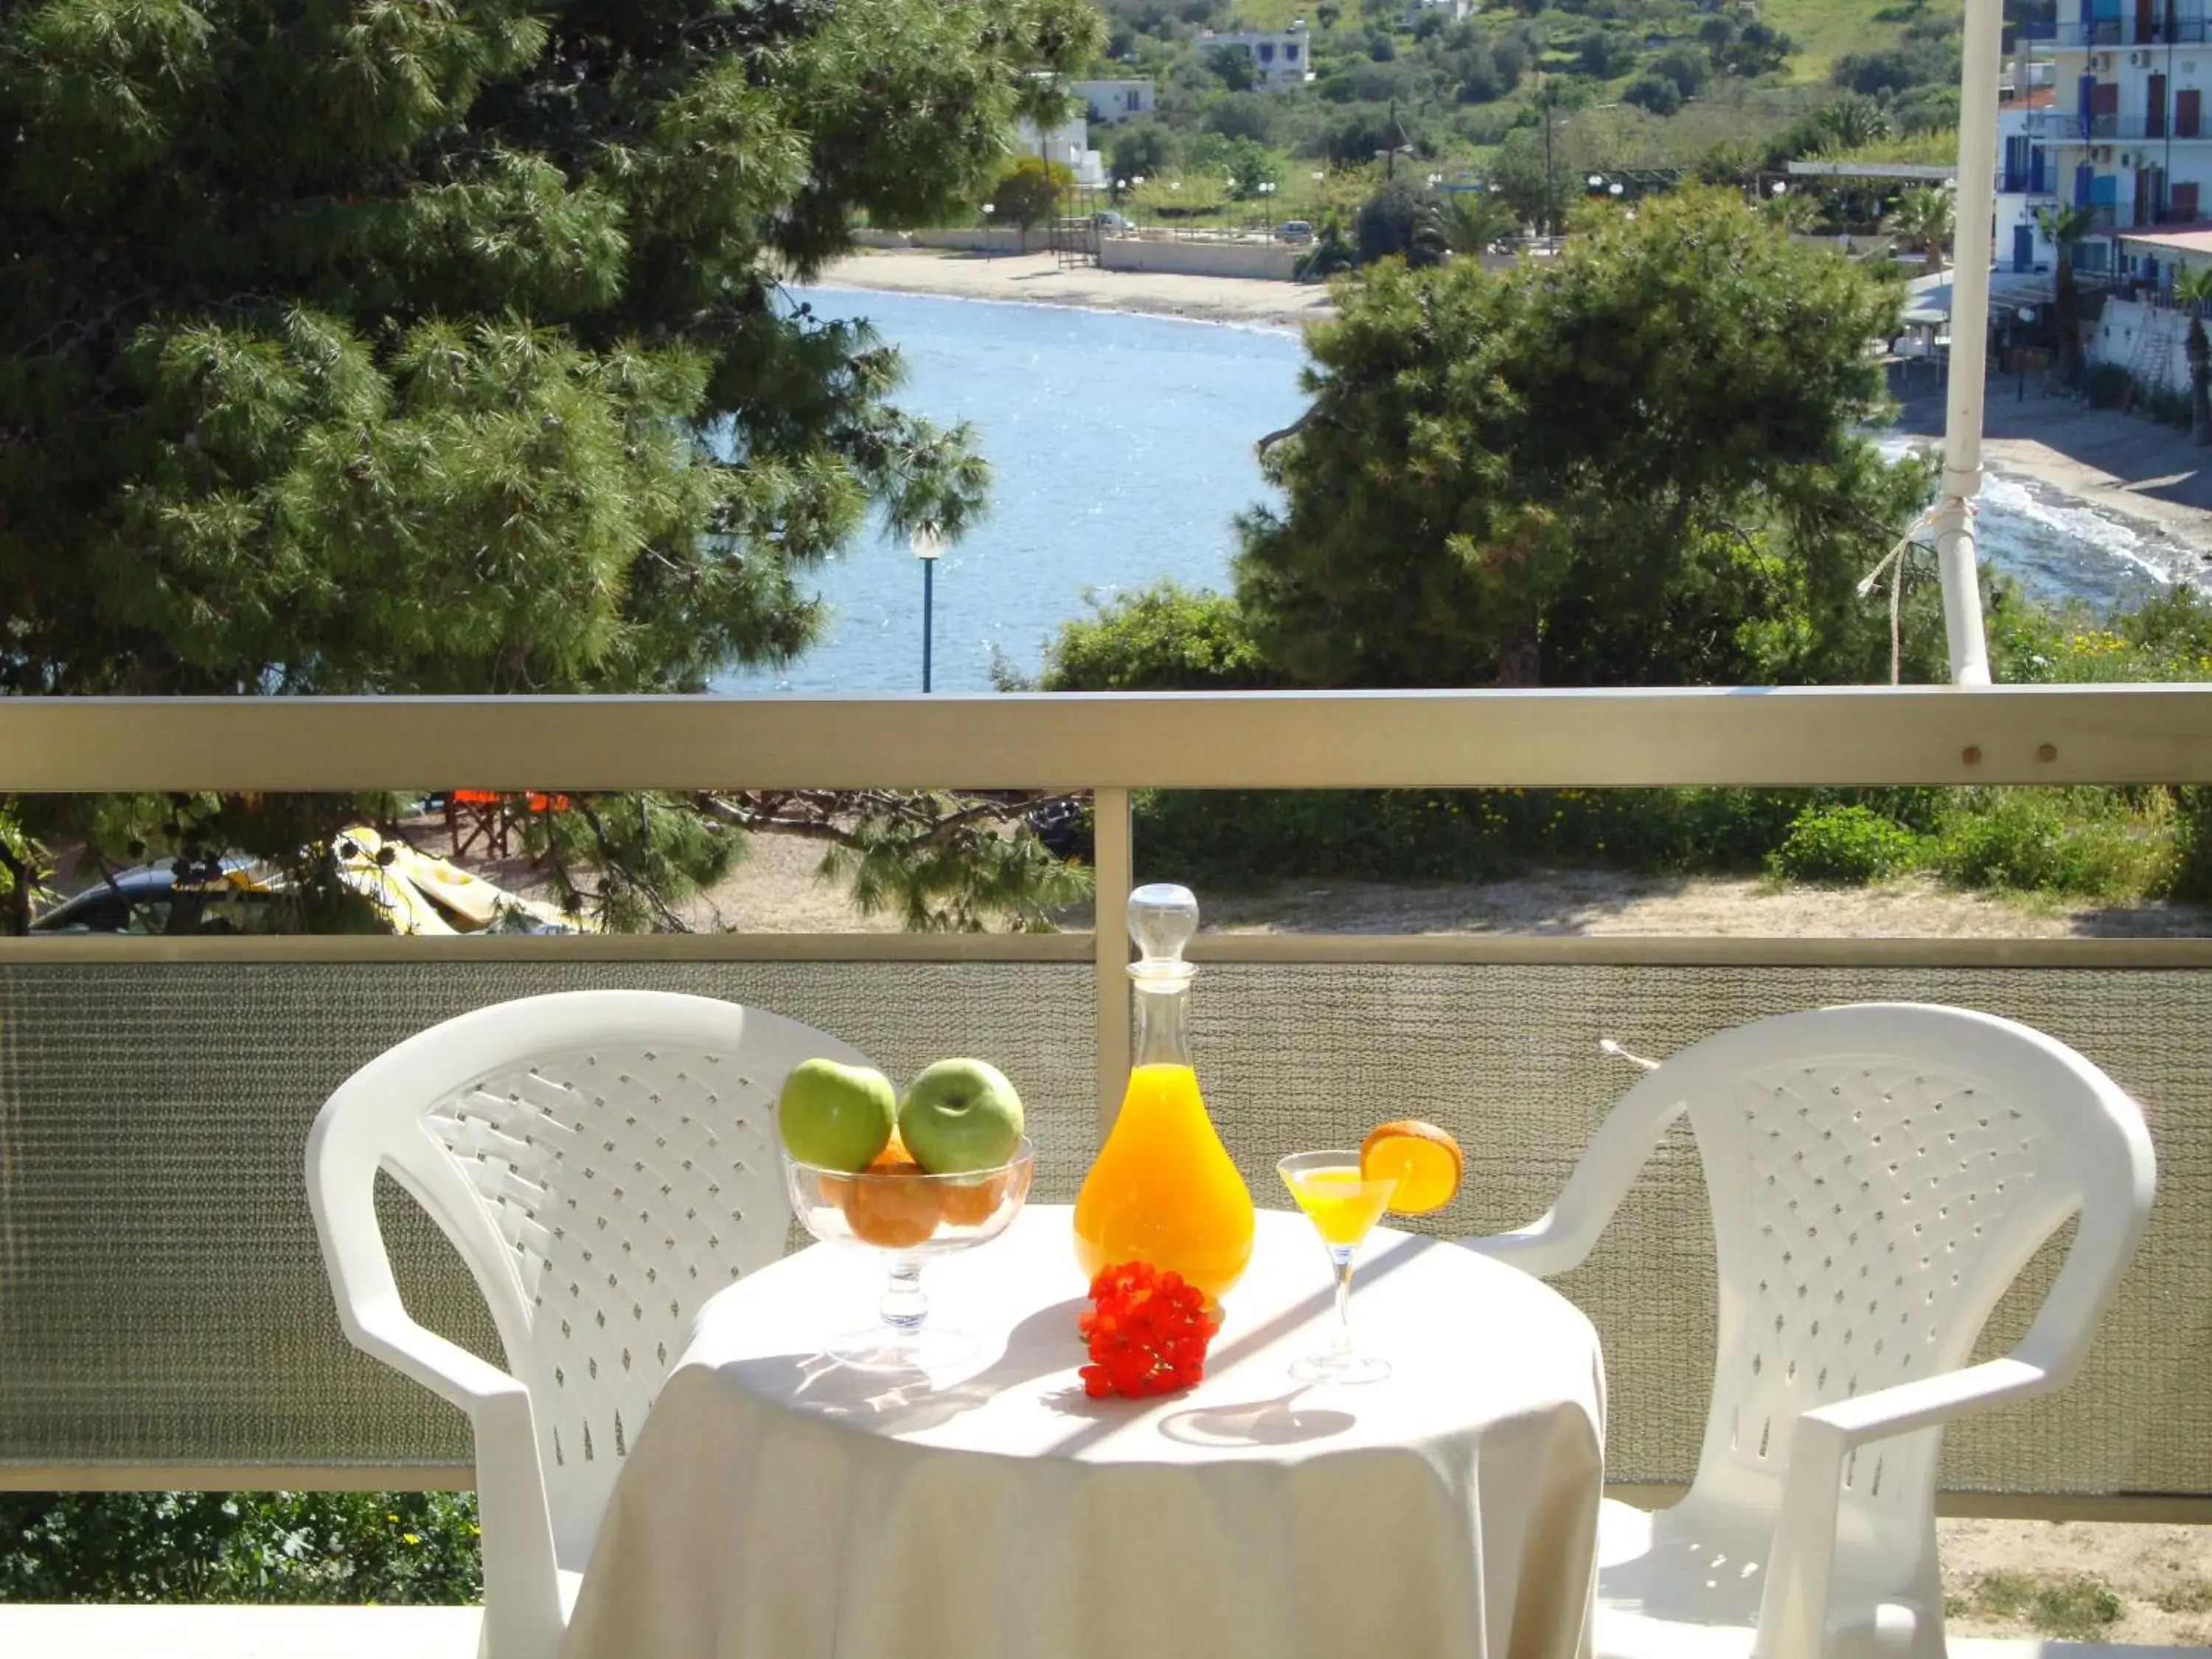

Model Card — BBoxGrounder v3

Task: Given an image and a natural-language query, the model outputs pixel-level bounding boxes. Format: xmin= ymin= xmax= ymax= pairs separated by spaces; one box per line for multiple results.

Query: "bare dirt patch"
xmin=1940 ymin=1517 xmax=2212 ymax=1647
xmin=1178 ymin=870 xmax=2206 ymax=941
xmin=491 ymin=835 xmax=2202 ymax=941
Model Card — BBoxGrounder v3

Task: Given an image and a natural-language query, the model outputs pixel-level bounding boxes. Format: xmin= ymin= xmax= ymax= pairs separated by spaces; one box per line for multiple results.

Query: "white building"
xmin=1194 ymin=21 xmax=1312 ymax=89
xmin=1995 ymin=91 xmax=2062 ymax=271
xmin=2025 ymin=4 xmax=2212 ymax=282
xmin=1072 ymin=79 xmax=1155 ymax=123
xmin=1013 ymin=114 xmax=1107 ymax=190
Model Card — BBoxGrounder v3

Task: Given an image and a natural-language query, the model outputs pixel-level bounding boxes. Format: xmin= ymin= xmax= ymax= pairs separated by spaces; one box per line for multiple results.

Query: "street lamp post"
xmin=981 ymin=201 xmax=995 ymax=257
xmin=2017 ymin=304 xmax=2038 ymax=401
xmin=913 ymin=526 xmax=944 ymax=692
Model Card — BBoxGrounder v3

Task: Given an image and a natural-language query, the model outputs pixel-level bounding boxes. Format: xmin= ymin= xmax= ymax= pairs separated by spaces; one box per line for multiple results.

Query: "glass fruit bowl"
xmin=782 ymin=1138 xmax=1035 ymax=1371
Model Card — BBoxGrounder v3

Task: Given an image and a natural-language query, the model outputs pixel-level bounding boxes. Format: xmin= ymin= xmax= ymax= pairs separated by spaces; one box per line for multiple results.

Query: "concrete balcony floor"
xmin=0 ymin=1606 xmax=2206 ymax=1659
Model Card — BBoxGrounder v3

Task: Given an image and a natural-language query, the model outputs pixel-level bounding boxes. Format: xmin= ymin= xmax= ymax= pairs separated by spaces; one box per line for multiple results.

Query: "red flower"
xmin=1077 ymin=1261 xmax=1220 ymax=1399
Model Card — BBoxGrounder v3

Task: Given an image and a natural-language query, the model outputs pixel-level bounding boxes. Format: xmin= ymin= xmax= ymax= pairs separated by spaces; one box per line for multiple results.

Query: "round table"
xmin=560 ymin=1204 xmax=1605 ymax=1659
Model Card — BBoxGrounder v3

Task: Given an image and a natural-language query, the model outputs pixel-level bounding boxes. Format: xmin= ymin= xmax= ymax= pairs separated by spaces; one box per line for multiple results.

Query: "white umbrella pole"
xmin=1930 ymin=0 xmax=2002 ymax=686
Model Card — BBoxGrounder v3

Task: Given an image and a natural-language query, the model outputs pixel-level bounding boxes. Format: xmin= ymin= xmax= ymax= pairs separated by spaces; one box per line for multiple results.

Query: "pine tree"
xmin=0 ymin=0 xmax=1101 ymax=930
xmin=1237 ymin=190 xmax=1938 ymax=691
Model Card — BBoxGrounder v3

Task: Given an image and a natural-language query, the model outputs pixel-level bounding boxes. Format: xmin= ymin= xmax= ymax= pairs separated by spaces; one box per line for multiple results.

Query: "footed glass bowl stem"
xmin=881 ymin=1256 xmax=930 ymax=1334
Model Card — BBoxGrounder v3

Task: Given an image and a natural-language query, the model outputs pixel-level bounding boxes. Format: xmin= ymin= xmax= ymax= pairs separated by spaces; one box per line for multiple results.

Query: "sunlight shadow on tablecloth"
xmin=714 ymin=1297 xmax=1091 ymax=1438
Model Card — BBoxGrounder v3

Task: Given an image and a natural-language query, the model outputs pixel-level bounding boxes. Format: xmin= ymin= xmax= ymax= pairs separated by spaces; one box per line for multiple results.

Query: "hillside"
xmin=1073 ymin=0 xmax=1973 ymax=237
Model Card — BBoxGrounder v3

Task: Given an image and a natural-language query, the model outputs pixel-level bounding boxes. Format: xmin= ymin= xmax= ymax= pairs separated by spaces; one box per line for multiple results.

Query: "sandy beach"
xmin=1892 ymin=378 xmax=2212 ymax=571
xmin=822 ymin=248 xmax=2212 ymax=575
xmin=815 ymin=247 xmax=1335 ymax=333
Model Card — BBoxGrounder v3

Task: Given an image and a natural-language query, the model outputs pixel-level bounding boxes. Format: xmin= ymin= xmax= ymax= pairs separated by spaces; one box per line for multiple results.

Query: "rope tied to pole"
xmin=1857 ymin=506 xmax=1941 ymax=686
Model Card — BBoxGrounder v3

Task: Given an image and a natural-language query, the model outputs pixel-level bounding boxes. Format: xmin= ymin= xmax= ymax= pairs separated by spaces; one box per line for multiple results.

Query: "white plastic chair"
xmin=306 ymin=990 xmax=872 ymax=1659
xmin=1462 ymin=1003 xmax=2154 ymax=1659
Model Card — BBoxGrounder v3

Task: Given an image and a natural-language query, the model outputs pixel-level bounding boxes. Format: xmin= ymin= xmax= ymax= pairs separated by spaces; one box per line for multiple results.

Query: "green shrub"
xmin=1132 ymin=787 xmax=1943 ymax=891
xmin=1768 ymin=804 xmax=1921 ymax=884
xmin=1029 ymin=582 xmax=1273 ymax=692
xmin=1962 ymin=1570 xmax=2124 ymax=1641
xmin=2146 ymin=382 xmax=2192 ymax=430
xmin=2166 ymin=785 xmax=2212 ymax=904
xmin=0 ymin=1491 xmax=481 ymax=1604
xmin=1930 ymin=787 xmax=2173 ymax=900
xmin=2085 ymin=363 xmax=2132 ymax=408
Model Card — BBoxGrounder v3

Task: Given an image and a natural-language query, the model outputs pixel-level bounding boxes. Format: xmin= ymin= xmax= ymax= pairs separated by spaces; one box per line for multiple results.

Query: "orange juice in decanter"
xmin=1073 ymin=885 xmax=1255 ymax=1302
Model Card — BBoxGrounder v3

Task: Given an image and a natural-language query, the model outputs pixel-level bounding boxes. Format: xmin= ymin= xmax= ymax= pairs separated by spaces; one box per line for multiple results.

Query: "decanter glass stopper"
xmin=1127 ymin=883 xmax=1199 ymax=984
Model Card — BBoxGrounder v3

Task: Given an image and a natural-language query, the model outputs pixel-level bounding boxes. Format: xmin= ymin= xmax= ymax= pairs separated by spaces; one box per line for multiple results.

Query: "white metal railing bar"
xmin=1 ymin=686 xmax=2210 ymax=792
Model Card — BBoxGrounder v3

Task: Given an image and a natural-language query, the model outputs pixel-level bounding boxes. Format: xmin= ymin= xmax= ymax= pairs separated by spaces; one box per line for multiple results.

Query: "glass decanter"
xmin=1072 ymin=884 xmax=1256 ymax=1303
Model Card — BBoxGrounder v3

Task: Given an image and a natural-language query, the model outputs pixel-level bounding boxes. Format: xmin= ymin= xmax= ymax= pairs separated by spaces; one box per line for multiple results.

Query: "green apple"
xmin=777 ymin=1058 xmax=897 ymax=1172
xmin=898 ymin=1059 xmax=1024 ymax=1174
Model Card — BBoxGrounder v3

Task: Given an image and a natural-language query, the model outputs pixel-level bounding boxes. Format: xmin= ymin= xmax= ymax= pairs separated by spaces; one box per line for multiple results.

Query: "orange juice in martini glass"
xmin=1277 ymin=1122 xmax=1464 ymax=1385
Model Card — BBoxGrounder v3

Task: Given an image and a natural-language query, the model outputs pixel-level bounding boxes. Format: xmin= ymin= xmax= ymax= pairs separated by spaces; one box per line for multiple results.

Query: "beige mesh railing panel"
xmin=0 ymin=961 xmax=1093 ymax=1473
xmin=4 ymin=953 xmax=2207 ymax=1498
xmin=1191 ymin=963 xmax=2212 ymax=1498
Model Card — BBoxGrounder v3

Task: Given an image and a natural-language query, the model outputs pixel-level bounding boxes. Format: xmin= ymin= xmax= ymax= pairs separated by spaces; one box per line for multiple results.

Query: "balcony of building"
xmin=0 ymin=691 xmax=2208 ymax=1655
xmin=2025 ymin=113 xmax=2211 ymax=142
xmin=2026 ymin=16 xmax=2211 ymax=48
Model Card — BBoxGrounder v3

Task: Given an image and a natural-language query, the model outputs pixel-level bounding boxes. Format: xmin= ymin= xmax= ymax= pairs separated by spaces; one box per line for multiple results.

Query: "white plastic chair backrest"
xmin=310 ymin=990 xmax=872 ymax=1568
xmin=1624 ymin=1004 xmax=2152 ymax=1565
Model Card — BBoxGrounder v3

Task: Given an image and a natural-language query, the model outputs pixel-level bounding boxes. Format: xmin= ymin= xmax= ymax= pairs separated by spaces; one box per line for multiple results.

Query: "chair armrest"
xmin=353 ymin=1305 xmax=532 ymax=1412
xmin=357 ymin=1305 xmax=564 ymax=1658
xmin=1456 ymin=1222 xmax=1604 ymax=1279
xmin=1752 ymin=1357 xmax=2053 ymax=1659
xmin=1799 ymin=1355 xmax=2051 ymax=1448
xmin=1456 ymin=1076 xmax=1691 ymax=1279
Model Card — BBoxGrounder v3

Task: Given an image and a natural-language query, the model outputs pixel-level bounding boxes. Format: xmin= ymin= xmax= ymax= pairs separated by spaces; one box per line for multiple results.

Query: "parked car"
xmin=1024 ymin=796 xmax=1088 ymax=860
xmin=1275 ymin=220 xmax=1315 ymax=246
xmin=1092 ymin=211 xmax=1134 ymax=234
xmin=31 ymin=856 xmax=284 ymax=935
xmin=32 ymin=829 xmax=587 ymax=936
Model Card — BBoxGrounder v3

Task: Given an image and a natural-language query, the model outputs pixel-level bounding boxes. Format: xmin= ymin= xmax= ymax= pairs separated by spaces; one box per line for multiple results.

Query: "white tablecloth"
xmin=561 ymin=1205 xmax=1605 ymax=1659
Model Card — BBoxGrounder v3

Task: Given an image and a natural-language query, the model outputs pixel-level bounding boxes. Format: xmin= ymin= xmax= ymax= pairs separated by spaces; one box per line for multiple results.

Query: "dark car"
xmin=32 ymin=858 xmax=286 ymax=936
xmin=1025 ymin=797 xmax=1088 ymax=860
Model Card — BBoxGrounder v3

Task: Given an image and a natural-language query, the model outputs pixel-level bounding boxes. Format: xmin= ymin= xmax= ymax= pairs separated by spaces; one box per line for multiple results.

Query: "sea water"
xmin=717 ymin=286 xmax=2205 ymax=696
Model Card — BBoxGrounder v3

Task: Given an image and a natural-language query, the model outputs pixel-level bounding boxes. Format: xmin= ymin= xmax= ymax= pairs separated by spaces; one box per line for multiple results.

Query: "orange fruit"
xmin=839 ymin=1150 xmax=943 ymax=1248
xmin=1360 ymin=1120 xmax=1464 ymax=1216
xmin=939 ymin=1169 xmax=1010 ymax=1228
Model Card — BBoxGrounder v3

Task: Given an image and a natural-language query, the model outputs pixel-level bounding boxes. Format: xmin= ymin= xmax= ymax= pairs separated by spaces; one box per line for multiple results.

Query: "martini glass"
xmin=1277 ymin=1151 xmax=1400 ymax=1385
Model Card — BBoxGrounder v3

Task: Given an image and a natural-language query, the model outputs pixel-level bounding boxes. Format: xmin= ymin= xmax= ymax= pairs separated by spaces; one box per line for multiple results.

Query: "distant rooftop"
xmin=1786 ymin=160 xmax=1958 ymax=181
xmin=2116 ymin=224 xmax=2212 ymax=258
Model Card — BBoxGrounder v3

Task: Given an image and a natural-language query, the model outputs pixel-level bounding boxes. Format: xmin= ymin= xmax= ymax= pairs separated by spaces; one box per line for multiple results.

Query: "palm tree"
xmin=2173 ymin=265 xmax=2212 ymax=446
xmin=1759 ymin=189 xmax=1823 ymax=235
xmin=2037 ymin=203 xmax=2097 ymax=386
xmin=1432 ymin=189 xmax=1520 ymax=258
xmin=1817 ymin=93 xmax=1893 ymax=153
xmin=1295 ymin=227 xmax=1357 ymax=282
xmin=1888 ymin=186 xmax=1953 ymax=275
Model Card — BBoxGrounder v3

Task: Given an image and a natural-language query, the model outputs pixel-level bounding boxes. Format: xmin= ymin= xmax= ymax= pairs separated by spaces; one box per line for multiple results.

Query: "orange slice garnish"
xmin=1360 ymin=1120 xmax=1464 ymax=1215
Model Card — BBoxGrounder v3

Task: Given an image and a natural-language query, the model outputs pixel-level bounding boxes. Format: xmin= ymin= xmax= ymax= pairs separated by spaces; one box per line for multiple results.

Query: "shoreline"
xmin=813 ymin=246 xmax=1334 ymax=333
xmin=820 ymin=246 xmax=2212 ymax=582
xmin=1888 ymin=385 xmax=2212 ymax=574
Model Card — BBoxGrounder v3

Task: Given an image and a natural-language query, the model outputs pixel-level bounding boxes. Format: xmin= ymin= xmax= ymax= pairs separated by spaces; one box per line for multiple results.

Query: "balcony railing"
xmin=2025 ymin=16 xmax=2210 ymax=45
xmin=2025 ymin=112 xmax=2183 ymax=141
xmin=1 ymin=689 xmax=2210 ymax=1517
xmin=1998 ymin=171 xmax=2059 ymax=195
